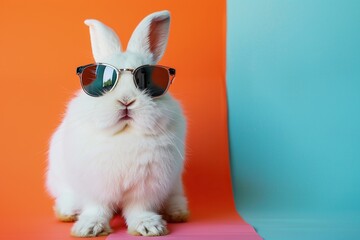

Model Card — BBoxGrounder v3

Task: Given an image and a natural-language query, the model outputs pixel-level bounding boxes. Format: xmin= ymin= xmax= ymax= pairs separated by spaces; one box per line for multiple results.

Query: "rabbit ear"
xmin=84 ymin=19 xmax=122 ymax=62
xmin=127 ymin=11 xmax=170 ymax=63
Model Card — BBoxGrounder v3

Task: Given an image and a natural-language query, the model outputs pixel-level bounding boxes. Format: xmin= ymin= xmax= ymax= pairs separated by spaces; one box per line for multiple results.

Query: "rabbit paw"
xmin=71 ymin=218 xmax=112 ymax=237
xmin=54 ymin=206 xmax=77 ymax=222
xmin=56 ymin=211 xmax=77 ymax=222
xmin=163 ymin=209 xmax=189 ymax=223
xmin=54 ymin=194 xmax=80 ymax=222
xmin=128 ymin=214 xmax=168 ymax=236
xmin=163 ymin=194 xmax=189 ymax=223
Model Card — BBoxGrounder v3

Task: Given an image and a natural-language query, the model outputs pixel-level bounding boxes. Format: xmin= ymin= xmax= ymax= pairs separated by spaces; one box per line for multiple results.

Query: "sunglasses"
xmin=76 ymin=63 xmax=176 ymax=98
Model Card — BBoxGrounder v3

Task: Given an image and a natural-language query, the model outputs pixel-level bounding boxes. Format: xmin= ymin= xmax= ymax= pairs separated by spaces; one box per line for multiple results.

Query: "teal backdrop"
xmin=226 ymin=1 xmax=360 ymax=239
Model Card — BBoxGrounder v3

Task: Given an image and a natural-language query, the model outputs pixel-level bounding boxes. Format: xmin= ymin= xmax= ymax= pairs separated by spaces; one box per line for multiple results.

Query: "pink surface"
xmin=107 ymin=216 xmax=262 ymax=240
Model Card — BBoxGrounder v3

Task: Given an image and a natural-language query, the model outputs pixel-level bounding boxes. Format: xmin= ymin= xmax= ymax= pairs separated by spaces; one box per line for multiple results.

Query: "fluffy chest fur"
xmin=55 ymin=118 xmax=183 ymax=206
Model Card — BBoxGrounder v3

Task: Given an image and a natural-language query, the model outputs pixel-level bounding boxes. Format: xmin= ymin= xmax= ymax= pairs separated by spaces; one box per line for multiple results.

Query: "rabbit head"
xmin=74 ymin=11 xmax=181 ymax=136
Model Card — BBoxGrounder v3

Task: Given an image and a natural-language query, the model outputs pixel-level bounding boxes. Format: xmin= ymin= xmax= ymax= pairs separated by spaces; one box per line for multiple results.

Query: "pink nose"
xmin=118 ymin=99 xmax=136 ymax=107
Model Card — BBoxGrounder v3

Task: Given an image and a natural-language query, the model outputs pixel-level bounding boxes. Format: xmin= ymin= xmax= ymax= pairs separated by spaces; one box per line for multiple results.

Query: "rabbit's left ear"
xmin=127 ymin=11 xmax=170 ymax=63
xmin=85 ymin=19 xmax=122 ymax=62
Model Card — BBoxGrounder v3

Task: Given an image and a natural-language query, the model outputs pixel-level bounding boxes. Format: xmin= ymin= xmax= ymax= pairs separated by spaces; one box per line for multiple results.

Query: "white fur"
xmin=84 ymin=19 xmax=122 ymax=62
xmin=46 ymin=10 xmax=188 ymax=237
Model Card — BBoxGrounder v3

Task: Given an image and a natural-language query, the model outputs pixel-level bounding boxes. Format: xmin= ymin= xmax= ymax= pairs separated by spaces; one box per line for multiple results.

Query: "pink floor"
xmin=107 ymin=214 xmax=262 ymax=240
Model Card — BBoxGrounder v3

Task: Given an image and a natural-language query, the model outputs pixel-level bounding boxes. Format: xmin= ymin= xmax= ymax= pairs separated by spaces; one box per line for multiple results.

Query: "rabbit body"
xmin=47 ymin=87 xmax=185 ymax=207
xmin=46 ymin=11 xmax=188 ymax=237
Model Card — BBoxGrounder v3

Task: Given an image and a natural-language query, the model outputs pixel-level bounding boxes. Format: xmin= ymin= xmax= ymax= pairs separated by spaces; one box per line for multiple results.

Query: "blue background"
xmin=227 ymin=1 xmax=360 ymax=239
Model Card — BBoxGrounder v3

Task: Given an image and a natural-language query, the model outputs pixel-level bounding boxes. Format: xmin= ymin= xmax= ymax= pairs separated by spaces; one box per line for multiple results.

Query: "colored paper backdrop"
xmin=0 ymin=0 xmax=261 ymax=239
xmin=227 ymin=1 xmax=360 ymax=239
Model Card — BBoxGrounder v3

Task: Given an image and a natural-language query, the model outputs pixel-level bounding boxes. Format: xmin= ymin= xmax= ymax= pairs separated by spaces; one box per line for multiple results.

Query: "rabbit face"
xmin=79 ymin=52 xmax=174 ymax=136
xmin=75 ymin=11 xmax=176 ymax=135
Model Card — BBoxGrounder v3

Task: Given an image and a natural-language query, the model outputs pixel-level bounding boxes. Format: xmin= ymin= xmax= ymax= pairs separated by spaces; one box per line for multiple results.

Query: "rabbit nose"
xmin=118 ymin=98 xmax=136 ymax=107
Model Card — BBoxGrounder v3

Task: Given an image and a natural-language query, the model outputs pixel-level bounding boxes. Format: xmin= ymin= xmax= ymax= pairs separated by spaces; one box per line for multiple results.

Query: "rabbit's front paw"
xmin=71 ymin=218 xmax=112 ymax=237
xmin=128 ymin=214 xmax=168 ymax=236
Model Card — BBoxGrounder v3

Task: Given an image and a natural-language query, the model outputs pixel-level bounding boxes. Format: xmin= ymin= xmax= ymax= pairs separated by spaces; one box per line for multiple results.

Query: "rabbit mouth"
xmin=119 ymin=111 xmax=133 ymax=121
xmin=118 ymin=108 xmax=133 ymax=122
xmin=120 ymin=115 xmax=132 ymax=121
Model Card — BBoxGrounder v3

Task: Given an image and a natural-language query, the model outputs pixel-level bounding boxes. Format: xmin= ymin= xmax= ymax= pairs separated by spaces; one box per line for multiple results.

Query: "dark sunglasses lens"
xmin=134 ymin=66 xmax=170 ymax=97
xmin=81 ymin=65 xmax=117 ymax=97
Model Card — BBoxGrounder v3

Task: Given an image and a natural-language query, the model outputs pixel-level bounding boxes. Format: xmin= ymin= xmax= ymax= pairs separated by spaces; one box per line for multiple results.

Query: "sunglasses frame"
xmin=76 ymin=63 xmax=176 ymax=98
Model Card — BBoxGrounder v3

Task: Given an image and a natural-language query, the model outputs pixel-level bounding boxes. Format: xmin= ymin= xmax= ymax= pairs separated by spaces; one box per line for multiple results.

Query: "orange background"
xmin=0 ymin=0 xmax=238 ymax=238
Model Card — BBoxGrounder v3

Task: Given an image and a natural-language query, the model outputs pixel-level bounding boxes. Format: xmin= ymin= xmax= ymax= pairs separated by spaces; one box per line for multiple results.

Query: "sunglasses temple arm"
xmin=169 ymin=68 xmax=176 ymax=83
xmin=76 ymin=64 xmax=95 ymax=75
xmin=76 ymin=67 xmax=83 ymax=75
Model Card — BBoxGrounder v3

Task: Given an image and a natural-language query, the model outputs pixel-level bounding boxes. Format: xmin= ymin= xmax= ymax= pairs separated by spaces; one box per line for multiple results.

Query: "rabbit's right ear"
xmin=127 ymin=11 xmax=170 ymax=63
xmin=84 ymin=19 xmax=122 ymax=62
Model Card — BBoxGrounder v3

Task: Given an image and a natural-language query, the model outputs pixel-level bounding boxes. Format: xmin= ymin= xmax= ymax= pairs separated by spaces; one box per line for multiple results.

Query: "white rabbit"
xmin=46 ymin=10 xmax=188 ymax=237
